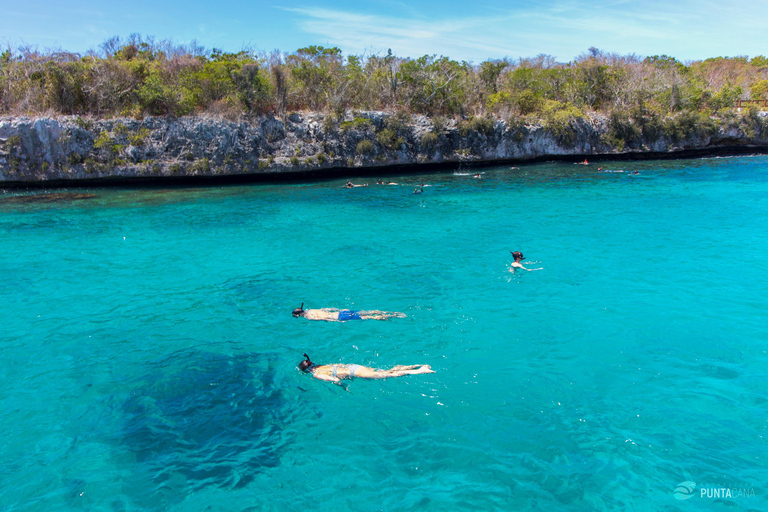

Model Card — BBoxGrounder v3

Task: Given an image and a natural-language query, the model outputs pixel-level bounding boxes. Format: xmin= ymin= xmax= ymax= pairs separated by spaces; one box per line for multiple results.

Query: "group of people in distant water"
xmin=349 ymin=160 xmax=640 ymax=191
xmin=346 ymin=178 xmax=432 ymax=194
xmin=575 ymin=161 xmax=639 ymax=175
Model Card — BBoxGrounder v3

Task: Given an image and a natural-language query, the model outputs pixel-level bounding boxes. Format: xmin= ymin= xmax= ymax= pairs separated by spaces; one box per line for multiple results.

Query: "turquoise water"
xmin=1 ymin=156 xmax=767 ymax=510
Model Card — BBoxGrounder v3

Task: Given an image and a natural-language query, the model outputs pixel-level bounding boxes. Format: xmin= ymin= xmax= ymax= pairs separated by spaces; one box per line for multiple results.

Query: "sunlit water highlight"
xmin=1 ymin=156 xmax=767 ymax=510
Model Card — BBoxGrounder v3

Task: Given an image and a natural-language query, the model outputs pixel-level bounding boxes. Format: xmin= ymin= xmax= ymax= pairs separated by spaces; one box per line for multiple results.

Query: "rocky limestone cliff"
xmin=1 ymin=111 xmax=767 ymax=186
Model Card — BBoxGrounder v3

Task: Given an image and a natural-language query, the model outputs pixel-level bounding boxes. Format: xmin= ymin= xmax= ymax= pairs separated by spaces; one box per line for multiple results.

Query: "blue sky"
xmin=2 ymin=0 xmax=767 ymax=63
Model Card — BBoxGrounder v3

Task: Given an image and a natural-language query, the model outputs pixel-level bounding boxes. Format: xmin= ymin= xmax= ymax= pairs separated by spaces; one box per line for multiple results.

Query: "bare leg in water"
xmin=355 ymin=365 xmax=434 ymax=379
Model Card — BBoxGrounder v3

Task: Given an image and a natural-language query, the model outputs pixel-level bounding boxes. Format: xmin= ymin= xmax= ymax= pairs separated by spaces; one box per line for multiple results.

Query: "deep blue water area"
xmin=1 ymin=156 xmax=767 ymax=510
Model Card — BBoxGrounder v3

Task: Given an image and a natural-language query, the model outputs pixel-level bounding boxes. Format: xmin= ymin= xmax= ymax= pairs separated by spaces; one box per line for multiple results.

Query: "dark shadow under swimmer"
xmin=292 ymin=303 xmax=405 ymax=322
xmin=299 ymin=354 xmax=434 ymax=384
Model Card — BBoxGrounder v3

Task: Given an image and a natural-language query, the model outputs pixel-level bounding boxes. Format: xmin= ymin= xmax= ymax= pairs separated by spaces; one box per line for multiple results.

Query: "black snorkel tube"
xmin=300 ymin=353 xmax=315 ymax=372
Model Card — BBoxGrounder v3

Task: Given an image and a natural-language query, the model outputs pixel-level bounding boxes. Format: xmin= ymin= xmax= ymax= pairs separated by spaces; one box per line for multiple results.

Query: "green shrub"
xmin=258 ymin=160 xmax=269 ymax=170
xmin=386 ymin=111 xmax=411 ymax=132
xmin=341 ymin=116 xmax=373 ymax=132
xmin=93 ymin=131 xmax=113 ymax=150
xmin=516 ymin=90 xmax=543 ymax=115
xmin=663 ymin=111 xmax=715 ymax=142
xmin=631 ymin=109 xmax=664 ymax=142
xmin=323 ymin=115 xmax=338 ymax=134
xmin=486 ymin=91 xmax=515 ymax=113
xmin=5 ymin=134 xmax=21 ymax=149
xmin=192 ymin=157 xmax=211 ymax=172
xmin=376 ymin=128 xmax=404 ymax=150
xmin=74 ymin=117 xmax=92 ymax=130
xmin=740 ymin=105 xmax=767 ymax=138
xmin=458 ymin=117 xmax=495 ymax=137
xmin=290 ymin=156 xmax=300 ymax=166
xmin=606 ymin=111 xmax=641 ymax=150
xmin=170 ymin=163 xmax=181 ymax=174
xmin=421 ymin=131 xmax=438 ymax=150
xmin=128 ymin=127 xmax=150 ymax=146
xmin=541 ymin=101 xmax=585 ymax=146
xmin=113 ymin=122 xmax=128 ymax=135
xmin=41 ymin=162 xmax=50 ymax=171
xmin=431 ymin=116 xmax=447 ymax=133
xmin=316 ymin=152 xmax=327 ymax=164
xmin=67 ymin=152 xmax=84 ymax=165
xmin=356 ymin=139 xmax=375 ymax=156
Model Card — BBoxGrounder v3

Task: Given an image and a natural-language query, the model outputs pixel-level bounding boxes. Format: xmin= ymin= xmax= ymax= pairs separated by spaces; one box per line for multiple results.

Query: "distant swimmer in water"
xmin=414 ymin=183 xmax=423 ymax=194
xmin=510 ymin=166 xmax=519 ymax=170
xmin=345 ymin=180 xmax=368 ymax=188
xmin=509 ymin=251 xmax=542 ymax=272
xmin=474 ymin=172 xmax=482 ymax=178
xmin=292 ymin=303 xmax=406 ymax=322
xmin=299 ymin=353 xmax=434 ymax=384
xmin=376 ymin=178 xmax=398 ymax=185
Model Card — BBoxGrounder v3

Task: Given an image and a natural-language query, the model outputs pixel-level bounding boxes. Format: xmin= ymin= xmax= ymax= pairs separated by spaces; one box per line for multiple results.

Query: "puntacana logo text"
xmin=674 ymin=481 xmax=755 ymax=500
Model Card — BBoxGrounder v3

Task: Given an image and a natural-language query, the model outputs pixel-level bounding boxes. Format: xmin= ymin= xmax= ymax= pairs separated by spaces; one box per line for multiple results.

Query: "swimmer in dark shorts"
xmin=292 ymin=303 xmax=405 ymax=322
xmin=299 ymin=353 xmax=434 ymax=384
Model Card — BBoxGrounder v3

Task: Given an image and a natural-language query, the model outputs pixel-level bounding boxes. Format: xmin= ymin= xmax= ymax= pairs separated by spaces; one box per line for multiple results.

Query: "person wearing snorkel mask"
xmin=298 ymin=353 xmax=434 ymax=384
xmin=291 ymin=303 xmax=405 ymax=322
xmin=509 ymin=251 xmax=542 ymax=272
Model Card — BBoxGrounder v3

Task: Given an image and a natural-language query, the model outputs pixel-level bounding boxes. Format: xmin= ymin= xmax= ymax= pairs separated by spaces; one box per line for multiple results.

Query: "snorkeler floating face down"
xmin=298 ymin=353 xmax=434 ymax=384
xmin=291 ymin=303 xmax=406 ymax=322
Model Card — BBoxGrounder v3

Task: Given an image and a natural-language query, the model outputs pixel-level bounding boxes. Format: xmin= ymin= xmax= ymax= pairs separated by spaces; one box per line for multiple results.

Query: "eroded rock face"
xmin=1 ymin=111 xmax=766 ymax=185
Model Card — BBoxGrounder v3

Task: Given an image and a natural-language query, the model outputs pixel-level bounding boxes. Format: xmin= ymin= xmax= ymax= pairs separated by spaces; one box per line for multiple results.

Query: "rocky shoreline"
xmin=1 ymin=111 xmax=767 ymax=187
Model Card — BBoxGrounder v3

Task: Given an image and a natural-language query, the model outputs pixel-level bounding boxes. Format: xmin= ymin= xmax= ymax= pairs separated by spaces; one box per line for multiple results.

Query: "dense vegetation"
xmin=2 ymin=35 xmax=768 ymax=139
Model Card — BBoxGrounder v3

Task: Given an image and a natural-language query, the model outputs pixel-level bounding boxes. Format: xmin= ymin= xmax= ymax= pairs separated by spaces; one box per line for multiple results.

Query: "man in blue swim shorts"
xmin=292 ymin=303 xmax=405 ymax=322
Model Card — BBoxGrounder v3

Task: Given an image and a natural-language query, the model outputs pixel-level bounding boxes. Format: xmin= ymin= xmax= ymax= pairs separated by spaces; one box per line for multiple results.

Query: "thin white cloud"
xmin=282 ymin=7 xmax=523 ymax=60
xmin=281 ymin=2 xmax=768 ymax=62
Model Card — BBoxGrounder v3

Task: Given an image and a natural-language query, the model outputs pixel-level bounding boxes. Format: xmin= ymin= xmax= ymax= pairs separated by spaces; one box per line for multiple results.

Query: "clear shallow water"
xmin=1 ymin=157 xmax=767 ymax=511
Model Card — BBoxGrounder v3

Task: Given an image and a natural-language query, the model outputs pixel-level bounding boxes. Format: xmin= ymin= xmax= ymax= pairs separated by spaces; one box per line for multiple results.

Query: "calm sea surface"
xmin=1 ymin=156 xmax=767 ymax=511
